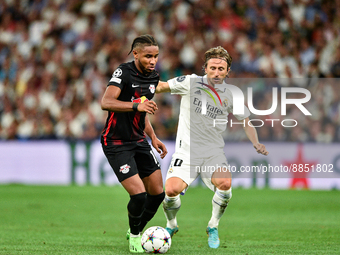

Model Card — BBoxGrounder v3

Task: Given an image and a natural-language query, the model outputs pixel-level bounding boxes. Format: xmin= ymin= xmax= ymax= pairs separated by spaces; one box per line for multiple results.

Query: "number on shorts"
xmin=174 ymin=158 xmax=183 ymax=167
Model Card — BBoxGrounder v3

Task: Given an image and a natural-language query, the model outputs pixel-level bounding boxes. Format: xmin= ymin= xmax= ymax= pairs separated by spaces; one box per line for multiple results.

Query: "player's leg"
xmin=135 ymin=144 xmax=165 ymax=233
xmin=121 ymin=175 xmax=147 ymax=235
xmin=142 ymin=169 xmax=164 ymax=195
xmin=201 ymin=156 xmax=232 ymax=249
xmin=102 ymin=147 xmax=145 ymax=253
xmin=121 ymin=176 xmax=147 ymax=253
xmin=139 ymin=169 xmax=165 ymax=231
xmin=210 ymin=168 xmax=232 ymax=229
xmin=163 ymin=176 xmax=187 ymax=236
xmin=207 ymin=168 xmax=232 ymax=249
xmin=162 ymin=155 xmax=195 ymax=237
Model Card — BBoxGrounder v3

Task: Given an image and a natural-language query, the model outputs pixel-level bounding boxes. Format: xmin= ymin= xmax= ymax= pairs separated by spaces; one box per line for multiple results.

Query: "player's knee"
xmin=165 ymin=178 xmax=186 ymax=197
xmin=215 ymin=179 xmax=232 ymax=191
xmin=128 ymin=192 xmax=147 ymax=216
xmin=165 ymin=186 xmax=182 ymax=197
xmin=165 ymin=184 xmax=183 ymax=197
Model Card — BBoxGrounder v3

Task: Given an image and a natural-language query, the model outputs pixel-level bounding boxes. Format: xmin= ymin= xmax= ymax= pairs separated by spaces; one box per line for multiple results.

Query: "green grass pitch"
xmin=0 ymin=185 xmax=339 ymax=255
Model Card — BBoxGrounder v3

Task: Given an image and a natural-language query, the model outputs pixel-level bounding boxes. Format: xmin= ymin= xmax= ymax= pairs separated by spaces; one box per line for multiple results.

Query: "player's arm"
xmin=156 ymin=81 xmax=171 ymax=93
xmin=144 ymin=115 xmax=168 ymax=158
xmin=101 ymin=86 xmax=158 ymax=114
xmin=243 ymin=117 xmax=269 ymax=156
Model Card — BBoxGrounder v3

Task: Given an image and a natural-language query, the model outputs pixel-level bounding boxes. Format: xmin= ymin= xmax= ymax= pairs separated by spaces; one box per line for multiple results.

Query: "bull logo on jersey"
xmin=120 ymin=164 xmax=130 ymax=174
xmin=149 ymin=84 xmax=155 ymax=93
xmin=132 ymin=96 xmax=149 ymax=103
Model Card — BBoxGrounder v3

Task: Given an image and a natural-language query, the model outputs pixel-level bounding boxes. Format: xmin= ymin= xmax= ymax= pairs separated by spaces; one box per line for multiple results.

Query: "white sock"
xmin=208 ymin=188 xmax=232 ymax=229
xmin=130 ymin=233 xmax=140 ymax=238
xmin=163 ymin=194 xmax=181 ymax=229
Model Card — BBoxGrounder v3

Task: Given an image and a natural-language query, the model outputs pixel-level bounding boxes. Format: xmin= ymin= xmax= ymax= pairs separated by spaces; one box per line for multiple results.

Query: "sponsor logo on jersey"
xmin=149 ymin=84 xmax=155 ymax=93
xmin=113 ymin=68 xmax=122 ymax=77
xmin=131 ymin=96 xmax=149 ymax=103
xmin=120 ymin=164 xmax=130 ymax=174
xmin=193 ymin=97 xmax=224 ymax=119
xmin=132 ymin=84 xmax=139 ymax=88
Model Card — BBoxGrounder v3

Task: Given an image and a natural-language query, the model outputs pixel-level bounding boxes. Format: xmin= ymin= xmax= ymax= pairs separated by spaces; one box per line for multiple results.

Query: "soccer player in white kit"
xmin=156 ymin=46 xmax=269 ymax=249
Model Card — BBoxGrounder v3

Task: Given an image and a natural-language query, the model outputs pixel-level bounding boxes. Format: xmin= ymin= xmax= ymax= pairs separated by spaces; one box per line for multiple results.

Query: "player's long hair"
xmin=128 ymin=34 xmax=158 ymax=55
xmin=203 ymin=46 xmax=232 ymax=73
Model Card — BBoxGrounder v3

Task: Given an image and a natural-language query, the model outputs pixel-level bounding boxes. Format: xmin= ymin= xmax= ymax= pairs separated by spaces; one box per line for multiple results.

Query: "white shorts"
xmin=166 ymin=152 xmax=229 ymax=192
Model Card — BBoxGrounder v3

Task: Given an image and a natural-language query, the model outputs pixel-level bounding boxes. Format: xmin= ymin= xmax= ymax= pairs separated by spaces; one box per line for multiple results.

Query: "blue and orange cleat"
xmin=206 ymin=227 xmax=220 ymax=248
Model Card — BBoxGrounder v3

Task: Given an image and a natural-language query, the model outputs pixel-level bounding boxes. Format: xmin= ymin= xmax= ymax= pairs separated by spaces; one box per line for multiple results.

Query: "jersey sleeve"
xmin=108 ymin=65 xmax=129 ymax=90
xmin=167 ymin=74 xmax=195 ymax=96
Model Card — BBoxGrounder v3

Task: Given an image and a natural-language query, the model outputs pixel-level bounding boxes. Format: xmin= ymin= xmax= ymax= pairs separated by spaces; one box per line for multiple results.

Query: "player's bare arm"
xmin=101 ymin=85 xmax=158 ymax=114
xmin=144 ymin=115 xmax=168 ymax=158
xmin=243 ymin=117 xmax=269 ymax=155
xmin=156 ymin=81 xmax=171 ymax=93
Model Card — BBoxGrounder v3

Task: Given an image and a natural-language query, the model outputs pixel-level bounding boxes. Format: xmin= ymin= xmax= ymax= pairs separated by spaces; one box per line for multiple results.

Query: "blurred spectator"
xmin=331 ymin=48 xmax=340 ymax=77
xmin=0 ymin=0 xmax=339 ymax=143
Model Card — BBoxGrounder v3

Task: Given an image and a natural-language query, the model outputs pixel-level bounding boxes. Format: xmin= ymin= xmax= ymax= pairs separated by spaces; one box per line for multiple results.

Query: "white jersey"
xmin=168 ymin=74 xmax=250 ymax=159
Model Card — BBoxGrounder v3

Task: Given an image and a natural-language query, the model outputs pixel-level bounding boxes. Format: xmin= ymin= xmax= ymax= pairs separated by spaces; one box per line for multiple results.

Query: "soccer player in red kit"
xmin=101 ymin=35 xmax=167 ymax=253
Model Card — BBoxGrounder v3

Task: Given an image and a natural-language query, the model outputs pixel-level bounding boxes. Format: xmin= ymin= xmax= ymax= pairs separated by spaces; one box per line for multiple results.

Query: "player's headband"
xmin=205 ymin=57 xmax=228 ymax=63
xmin=204 ymin=57 xmax=230 ymax=68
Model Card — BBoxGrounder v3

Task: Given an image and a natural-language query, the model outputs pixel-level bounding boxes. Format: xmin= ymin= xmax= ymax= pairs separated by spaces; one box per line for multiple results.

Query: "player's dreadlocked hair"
xmin=128 ymin=34 xmax=158 ymax=55
xmin=203 ymin=46 xmax=232 ymax=69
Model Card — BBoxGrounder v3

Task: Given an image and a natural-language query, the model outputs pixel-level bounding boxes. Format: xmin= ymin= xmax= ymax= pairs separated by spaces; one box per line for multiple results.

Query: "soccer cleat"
xmin=126 ymin=228 xmax=142 ymax=241
xmin=165 ymin=226 xmax=179 ymax=237
xmin=129 ymin=234 xmax=144 ymax=253
xmin=206 ymin=227 xmax=220 ymax=249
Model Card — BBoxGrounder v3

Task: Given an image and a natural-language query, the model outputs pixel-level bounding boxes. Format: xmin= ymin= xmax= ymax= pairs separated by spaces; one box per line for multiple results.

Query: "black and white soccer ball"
xmin=141 ymin=226 xmax=171 ymax=253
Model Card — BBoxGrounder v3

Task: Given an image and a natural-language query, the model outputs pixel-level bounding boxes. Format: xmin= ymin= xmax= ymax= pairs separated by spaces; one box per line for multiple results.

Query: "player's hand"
xmin=138 ymin=101 xmax=158 ymax=114
xmin=152 ymin=138 xmax=168 ymax=159
xmin=253 ymin=143 xmax=269 ymax=156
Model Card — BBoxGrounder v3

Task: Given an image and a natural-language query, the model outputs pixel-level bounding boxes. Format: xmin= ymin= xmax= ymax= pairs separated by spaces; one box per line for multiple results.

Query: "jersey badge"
xmin=194 ymin=90 xmax=201 ymax=95
xmin=109 ymin=76 xmax=121 ymax=84
xmin=223 ymin=99 xmax=229 ymax=107
xmin=113 ymin=68 xmax=122 ymax=77
xmin=176 ymin=76 xmax=186 ymax=82
xmin=120 ymin=164 xmax=130 ymax=174
xmin=149 ymin=84 xmax=155 ymax=93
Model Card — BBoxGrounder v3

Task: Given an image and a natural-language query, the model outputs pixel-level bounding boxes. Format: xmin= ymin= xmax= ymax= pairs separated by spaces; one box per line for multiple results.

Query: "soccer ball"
xmin=141 ymin=226 xmax=171 ymax=253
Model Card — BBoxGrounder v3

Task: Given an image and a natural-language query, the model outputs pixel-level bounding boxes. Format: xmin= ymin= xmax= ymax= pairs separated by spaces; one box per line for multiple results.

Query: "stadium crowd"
xmin=0 ymin=0 xmax=339 ymax=142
